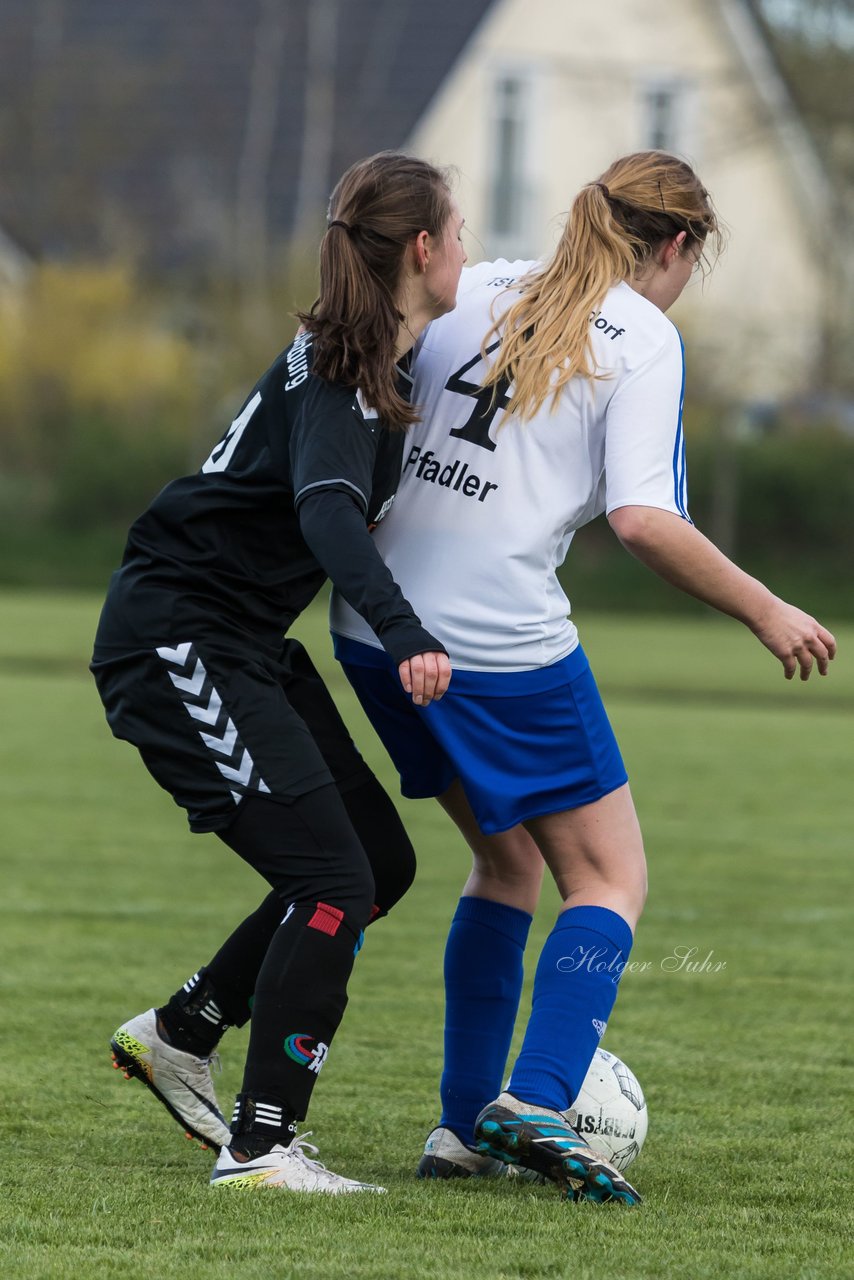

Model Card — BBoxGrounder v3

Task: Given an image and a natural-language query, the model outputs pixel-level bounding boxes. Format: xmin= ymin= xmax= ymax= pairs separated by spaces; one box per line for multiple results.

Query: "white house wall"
xmin=408 ymin=0 xmax=826 ymax=403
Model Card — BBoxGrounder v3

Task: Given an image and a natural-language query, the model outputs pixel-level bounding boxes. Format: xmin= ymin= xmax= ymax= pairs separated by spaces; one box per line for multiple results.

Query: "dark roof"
xmin=0 ymin=0 xmax=493 ymax=271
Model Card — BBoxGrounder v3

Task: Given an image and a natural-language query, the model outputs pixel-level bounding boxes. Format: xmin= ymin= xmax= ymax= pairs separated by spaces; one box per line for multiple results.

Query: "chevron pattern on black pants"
xmin=156 ymin=642 xmax=271 ymax=807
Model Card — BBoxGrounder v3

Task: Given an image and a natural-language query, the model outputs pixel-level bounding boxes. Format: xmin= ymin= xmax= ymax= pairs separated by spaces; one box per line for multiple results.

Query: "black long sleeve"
xmin=297 ymin=489 xmax=447 ymax=667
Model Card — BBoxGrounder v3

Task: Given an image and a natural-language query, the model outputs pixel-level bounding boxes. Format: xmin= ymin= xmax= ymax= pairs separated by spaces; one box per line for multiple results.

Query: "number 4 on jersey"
xmin=201 ymin=392 xmax=261 ymax=473
xmin=446 ymin=340 xmax=512 ymax=453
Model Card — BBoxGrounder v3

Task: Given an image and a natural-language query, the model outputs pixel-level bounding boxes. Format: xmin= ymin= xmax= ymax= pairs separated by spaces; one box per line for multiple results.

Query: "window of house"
xmin=488 ymin=71 xmax=535 ymax=255
xmin=640 ymin=78 xmax=695 ymax=155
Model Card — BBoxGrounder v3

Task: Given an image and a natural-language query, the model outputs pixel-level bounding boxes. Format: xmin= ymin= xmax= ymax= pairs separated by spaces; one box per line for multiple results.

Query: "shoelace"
xmin=288 ymin=1133 xmax=341 ymax=1183
xmin=290 ymin=1133 xmax=324 ymax=1165
xmin=190 ymin=1049 xmax=222 ymax=1074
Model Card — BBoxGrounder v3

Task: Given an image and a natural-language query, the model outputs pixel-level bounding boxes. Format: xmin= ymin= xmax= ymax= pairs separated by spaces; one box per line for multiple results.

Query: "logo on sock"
xmin=592 ymin=1019 xmax=608 ymax=1040
xmin=284 ymin=1034 xmax=329 ymax=1074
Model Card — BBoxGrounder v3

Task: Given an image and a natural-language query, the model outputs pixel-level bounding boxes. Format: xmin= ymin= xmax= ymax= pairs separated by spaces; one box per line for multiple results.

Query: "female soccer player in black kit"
xmin=91 ymin=152 xmax=462 ymax=1193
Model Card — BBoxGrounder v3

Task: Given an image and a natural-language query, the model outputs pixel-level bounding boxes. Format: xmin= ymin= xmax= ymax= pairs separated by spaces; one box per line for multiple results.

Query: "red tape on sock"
xmin=307 ymin=902 xmax=345 ymax=937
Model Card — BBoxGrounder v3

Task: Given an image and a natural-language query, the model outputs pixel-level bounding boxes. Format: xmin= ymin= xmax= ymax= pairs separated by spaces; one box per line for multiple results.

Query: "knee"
xmin=279 ymin=854 xmax=376 ymax=938
xmin=630 ymin=843 xmax=648 ymax=905
xmin=466 ymin=830 xmax=545 ymax=916
xmin=341 ymin=774 xmax=417 ymax=917
xmin=618 ymin=849 xmax=648 ymax=931
xmin=472 ymin=837 xmax=544 ymax=888
xmin=346 ymin=860 xmax=377 ymax=929
xmin=631 ymin=861 xmax=649 ymax=922
xmin=299 ymin=836 xmax=377 ymax=930
xmin=372 ymin=832 xmax=416 ymax=917
xmin=221 ymin=790 xmax=377 ymax=929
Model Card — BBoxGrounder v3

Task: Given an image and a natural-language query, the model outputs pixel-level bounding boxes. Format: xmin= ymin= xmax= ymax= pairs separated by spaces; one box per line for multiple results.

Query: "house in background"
xmin=0 ymin=0 xmax=846 ymax=403
xmin=407 ymin=0 xmax=841 ymax=403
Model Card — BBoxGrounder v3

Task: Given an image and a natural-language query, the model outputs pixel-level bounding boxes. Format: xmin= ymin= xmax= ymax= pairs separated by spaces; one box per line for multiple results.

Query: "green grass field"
xmin=1 ymin=590 xmax=852 ymax=1280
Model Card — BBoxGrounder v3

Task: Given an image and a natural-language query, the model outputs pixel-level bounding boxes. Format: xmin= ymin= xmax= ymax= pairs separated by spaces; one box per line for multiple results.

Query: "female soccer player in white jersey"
xmin=329 ymin=150 xmax=836 ymax=1204
xmin=91 ymin=152 xmax=459 ymax=1194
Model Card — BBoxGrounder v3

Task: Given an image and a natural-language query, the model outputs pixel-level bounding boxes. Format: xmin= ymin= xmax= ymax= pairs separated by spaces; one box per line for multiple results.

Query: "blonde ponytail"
xmin=483 ymin=151 xmax=722 ymax=420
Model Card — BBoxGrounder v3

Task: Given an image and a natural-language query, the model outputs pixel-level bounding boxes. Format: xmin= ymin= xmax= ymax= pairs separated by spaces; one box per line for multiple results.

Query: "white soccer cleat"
xmin=210 ymin=1134 xmax=387 ymax=1193
xmin=110 ymin=1008 xmax=231 ymax=1151
xmin=417 ymin=1125 xmax=506 ymax=1179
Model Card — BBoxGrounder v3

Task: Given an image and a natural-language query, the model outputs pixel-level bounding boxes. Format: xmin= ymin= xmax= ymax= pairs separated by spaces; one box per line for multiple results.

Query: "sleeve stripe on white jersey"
xmin=294 ymin=478 xmax=368 ymax=511
xmin=670 ymin=333 xmax=691 ymax=522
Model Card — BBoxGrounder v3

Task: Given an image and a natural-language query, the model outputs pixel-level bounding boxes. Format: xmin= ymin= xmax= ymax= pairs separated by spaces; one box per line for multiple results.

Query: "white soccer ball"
xmin=563 ymin=1048 xmax=648 ymax=1172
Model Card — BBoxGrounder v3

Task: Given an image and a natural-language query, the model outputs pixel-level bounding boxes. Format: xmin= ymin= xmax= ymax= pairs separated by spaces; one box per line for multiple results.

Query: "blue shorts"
xmin=333 ymin=636 xmax=627 ymax=835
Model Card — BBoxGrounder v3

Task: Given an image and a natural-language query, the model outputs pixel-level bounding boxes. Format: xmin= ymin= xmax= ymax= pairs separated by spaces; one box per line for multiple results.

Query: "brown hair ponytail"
xmin=483 ymin=151 xmax=723 ymax=421
xmin=298 ymin=152 xmax=453 ymax=427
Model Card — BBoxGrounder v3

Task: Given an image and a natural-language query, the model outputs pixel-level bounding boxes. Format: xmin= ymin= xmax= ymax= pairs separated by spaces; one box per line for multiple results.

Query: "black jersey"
xmin=93 ymin=332 xmax=441 ymax=666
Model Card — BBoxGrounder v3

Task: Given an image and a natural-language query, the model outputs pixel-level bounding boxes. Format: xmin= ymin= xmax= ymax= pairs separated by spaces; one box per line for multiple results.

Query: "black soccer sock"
xmin=228 ymin=1092 xmax=298 ymax=1159
xmin=237 ymin=902 xmax=364 ymax=1133
xmin=157 ymin=967 xmax=232 ymax=1057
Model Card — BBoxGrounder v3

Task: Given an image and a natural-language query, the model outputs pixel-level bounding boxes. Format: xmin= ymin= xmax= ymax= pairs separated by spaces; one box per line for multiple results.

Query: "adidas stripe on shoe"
xmin=110 ymin=1008 xmax=231 ymax=1152
xmin=474 ymin=1091 xmax=642 ymax=1205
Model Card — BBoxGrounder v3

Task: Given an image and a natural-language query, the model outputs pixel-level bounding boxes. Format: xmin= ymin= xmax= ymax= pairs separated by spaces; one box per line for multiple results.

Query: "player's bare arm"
xmin=608 ymin=504 xmax=837 ymax=680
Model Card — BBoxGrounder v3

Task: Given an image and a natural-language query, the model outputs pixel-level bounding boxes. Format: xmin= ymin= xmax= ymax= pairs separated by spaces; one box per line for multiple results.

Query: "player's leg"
xmin=158 ymin=894 xmax=285 ymax=1050
xmin=121 ymin=636 xmax=416 ymax=1079
xmin=95 ymin=646 xmax=274 ymax=1153
xmin=419 ymin=780 xmax=543 ymax=1178
xmin=112 ymin=780 xmax=409 ymax=1172
xmin=110 ymin=894 xmax=291 ymax=1155
xmin=212 ymin=788 xmax=374 ymax=1133
xmin=475 ymin=785 xmax=646 ymax=1204
xmin=510 ymin=783 xmax=646 ymax=1106
xmin=277 ymin=639 xmax=418 ymax=918
xmin=185 ymin=645 xmax=389 ymax=1186
xmin=153 ymin=759 xmax=418 ymax=1064
xmin=440 ymin=778 xmax=544 ymax=917
xmin=406 ymin=645 xmax=645 ymax=1201
xmin=98 ymin=641 xmax=386 ymax=1189
xmin=115 ymin=789 xmax=383 ymax=1187
xmin=419 ymin=644 xmax=645 ymax=1115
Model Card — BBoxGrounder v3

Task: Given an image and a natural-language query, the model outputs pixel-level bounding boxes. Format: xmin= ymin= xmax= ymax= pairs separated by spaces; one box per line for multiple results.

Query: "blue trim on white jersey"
xmin=333 ymin=633 xmax=583 ymax=693
xmin=671 ymin=332 xmax=691 ymax=522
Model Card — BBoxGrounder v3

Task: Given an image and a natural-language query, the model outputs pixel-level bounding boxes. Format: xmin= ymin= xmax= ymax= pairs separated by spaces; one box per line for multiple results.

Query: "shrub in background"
xmin=0 ymin=262 xmax=202 ymax=525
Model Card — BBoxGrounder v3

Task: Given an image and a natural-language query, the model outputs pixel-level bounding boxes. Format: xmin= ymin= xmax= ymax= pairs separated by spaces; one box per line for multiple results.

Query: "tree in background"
xmin=752 ymin=1 xmax=854 ymax=394
xmin=755 ymin=0 xmax=853 ymax=198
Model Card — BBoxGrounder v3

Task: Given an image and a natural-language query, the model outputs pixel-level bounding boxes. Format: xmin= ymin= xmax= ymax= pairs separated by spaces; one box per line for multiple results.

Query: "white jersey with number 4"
xmin=330 ymin=259 xmax=690 ymax=672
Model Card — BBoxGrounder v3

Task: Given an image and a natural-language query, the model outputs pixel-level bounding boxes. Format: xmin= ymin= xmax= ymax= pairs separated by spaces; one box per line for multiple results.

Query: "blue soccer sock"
xmin=439 ymin=896 xmax=533 ymax=1146
xmin=507 ymin=904 xmax=633 ymax=1113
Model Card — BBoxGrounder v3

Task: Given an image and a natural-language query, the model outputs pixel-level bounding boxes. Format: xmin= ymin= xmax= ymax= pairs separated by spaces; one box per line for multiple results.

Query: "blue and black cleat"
xmin=474 ymin=1091 xmax=642 ymax=1205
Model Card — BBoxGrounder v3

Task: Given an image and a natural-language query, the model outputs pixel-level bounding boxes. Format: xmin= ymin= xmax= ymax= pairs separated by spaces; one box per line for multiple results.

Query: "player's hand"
xmin=398 ymin=652 xmax=451 ymax=705
xmin=753 ymin=601 xmax=837 ymax=681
